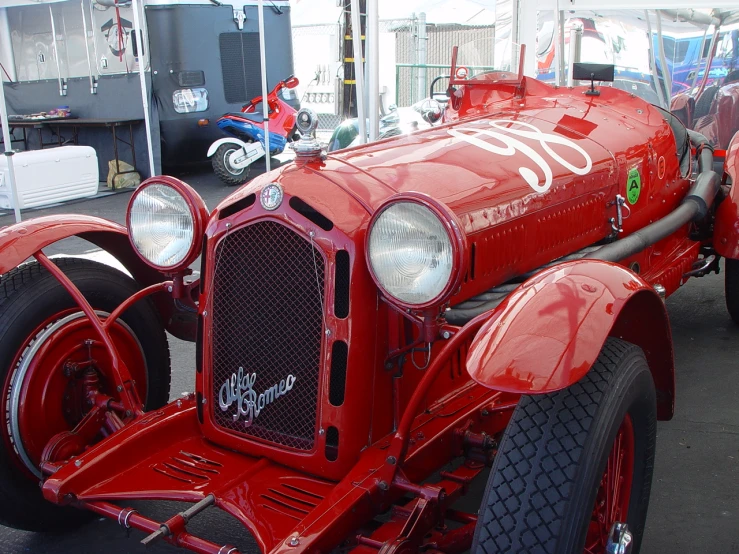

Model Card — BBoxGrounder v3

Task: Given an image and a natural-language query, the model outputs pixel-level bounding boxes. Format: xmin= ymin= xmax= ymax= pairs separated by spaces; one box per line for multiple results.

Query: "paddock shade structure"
xmin=0 ymin=0 xmax=156 ymax=222
xmin=0 ymin=63 xmax=21 ymax=222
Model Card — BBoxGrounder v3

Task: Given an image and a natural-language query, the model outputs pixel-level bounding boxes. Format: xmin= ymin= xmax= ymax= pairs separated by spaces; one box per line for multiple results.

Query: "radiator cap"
xmin=291 ymin=108 xmax=323 ymax=161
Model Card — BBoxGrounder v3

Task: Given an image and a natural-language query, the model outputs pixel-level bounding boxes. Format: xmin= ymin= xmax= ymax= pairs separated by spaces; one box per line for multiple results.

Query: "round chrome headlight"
xmin=127 ymin=177 xmax=208 ymax=271
xmin=367 ymin=197 xmax=466 ymax=308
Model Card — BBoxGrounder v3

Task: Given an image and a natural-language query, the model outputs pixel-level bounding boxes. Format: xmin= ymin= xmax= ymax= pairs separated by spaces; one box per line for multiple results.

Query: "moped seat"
xmin=225 ymin=112 xmax=264 ymax=123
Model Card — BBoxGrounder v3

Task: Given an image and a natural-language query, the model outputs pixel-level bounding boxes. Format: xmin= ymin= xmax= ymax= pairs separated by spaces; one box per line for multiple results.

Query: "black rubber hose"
xmin=589 ymin=170 xmax=720 ymax=262
xmin=588 ymin=201 xmax=698 ymax=262
xmin=688 ymin=129 xmax=713 ymax=168
xmin=589 ymin=127 xmax=719 ymax=263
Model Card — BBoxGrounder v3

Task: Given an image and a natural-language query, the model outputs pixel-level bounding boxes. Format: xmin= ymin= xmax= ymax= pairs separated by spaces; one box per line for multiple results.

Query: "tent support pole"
xmin=0 ymin=78 xmax=21 ymax=222
xmin=350 ymin=0 xmax=367 ymax=144
xmin=80 ymin=0 xmax=96 ymax=95
xmin=645 ymin=11 xmax=668 ymax=109
xmin=368 ymin=0 xmax=379 ymax=141
xmin=655 ymin=11 xmax=672 ymax=105
xmin=131 ymin=0 xmax=156 ymax=177
xmin=257 ymin=0 xmax=271 ymax=172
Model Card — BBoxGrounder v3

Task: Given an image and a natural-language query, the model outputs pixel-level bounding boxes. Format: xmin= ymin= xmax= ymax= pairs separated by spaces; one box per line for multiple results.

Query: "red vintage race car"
xmin=0 ymin=42 xmax=737 ymax=554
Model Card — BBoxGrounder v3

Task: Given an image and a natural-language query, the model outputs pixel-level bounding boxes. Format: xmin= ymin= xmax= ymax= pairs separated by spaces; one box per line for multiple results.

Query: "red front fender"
xmin=0 ymin=215 xmax=196 ymax=341
xmin=466 ymin=260 xmax=675 ymax=420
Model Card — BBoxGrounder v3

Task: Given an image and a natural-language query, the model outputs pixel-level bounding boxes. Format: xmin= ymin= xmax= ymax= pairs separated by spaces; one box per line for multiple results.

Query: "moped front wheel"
xmin=212 ymin=143 xmax=250 ymax=186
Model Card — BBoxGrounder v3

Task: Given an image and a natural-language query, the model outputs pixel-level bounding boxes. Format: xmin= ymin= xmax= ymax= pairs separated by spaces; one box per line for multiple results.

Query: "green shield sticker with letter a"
xmin=627 ymin=167 xmax=641 ymax=205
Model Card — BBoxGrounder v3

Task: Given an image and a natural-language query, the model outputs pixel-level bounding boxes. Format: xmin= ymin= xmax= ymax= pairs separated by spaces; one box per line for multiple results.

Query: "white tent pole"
xmin=645 ymin=11 xmax=668 ymax=109
xmin=416 ymin=12 xmax=427 ymax=106
xmin=567 ymin=25 xmax=582 ymax=87
xmin=350 ymin=0 xmax=366 ymax=144
xmin=0 ymin=9 xmax=18 ymax=82
xmin=130 ymin=0 xmax=156 ymax=177
xmin=518 ymin=0 xmax=537 ymax=77
xmin=0 ymin=79 xmax=21 ymax=223
xmin=655 ymin=12 xmax=672 ymax=106
xmin=553 ymin=0 xmax=561 ymax=86
xmin=491 ymin=0 xmax=497 ymax=65
xmin=557 ymin=6 xmax=566 ymax=86
xmin=368 ymin=0 xmax=379 ymax=141
xmin=48 ymin=5 xmax=65 ymax=97
xmin=510 ymin=0 xmax=519 ymax=59
xmin=257 ymin=0 xmax=271 ymax=172
xmin=80 ymin=0 xmax=96 ymax=95
xmin=693 ymin=26 xmax=709 ymax=90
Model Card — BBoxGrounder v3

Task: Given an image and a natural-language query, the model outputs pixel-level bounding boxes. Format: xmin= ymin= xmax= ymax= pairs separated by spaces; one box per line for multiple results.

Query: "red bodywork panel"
xmin=3 ymin=73 xmax=698 ymax=553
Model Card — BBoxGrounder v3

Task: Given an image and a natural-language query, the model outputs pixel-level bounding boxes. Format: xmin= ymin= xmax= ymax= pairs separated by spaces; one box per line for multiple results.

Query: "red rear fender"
xmin=714 ymin=131 xmax=739 ymax=259
xmin=0 ymin=215 xmax=195 ymax=341
xmin=466 ymin=260 xmax=675 ymax=420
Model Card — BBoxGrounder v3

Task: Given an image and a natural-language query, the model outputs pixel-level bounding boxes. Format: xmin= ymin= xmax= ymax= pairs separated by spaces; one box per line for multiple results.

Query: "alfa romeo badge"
xmin=260 ymin=183 xmax=283 ymax=210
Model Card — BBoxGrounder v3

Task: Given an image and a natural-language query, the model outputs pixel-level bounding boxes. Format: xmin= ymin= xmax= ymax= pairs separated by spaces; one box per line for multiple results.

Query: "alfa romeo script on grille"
xmin=218 ymin=367 xmax=296 ymax=426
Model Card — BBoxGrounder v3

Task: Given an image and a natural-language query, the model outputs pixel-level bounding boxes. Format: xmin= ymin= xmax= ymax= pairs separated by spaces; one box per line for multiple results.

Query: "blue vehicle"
xmin=652 ymin=30 xmax=739 ymax=96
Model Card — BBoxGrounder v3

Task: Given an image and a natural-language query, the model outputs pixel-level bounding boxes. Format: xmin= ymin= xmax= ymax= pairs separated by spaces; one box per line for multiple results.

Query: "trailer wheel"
xmin=212 ymin=143 xmax=249 ymax=186
xmin=724 ymin=258 xmax=739 ymax=324
xmin=0 ymin=258 xmax=171 ymax=532
xmin=472 ymin=338 xmax=656 ymax=554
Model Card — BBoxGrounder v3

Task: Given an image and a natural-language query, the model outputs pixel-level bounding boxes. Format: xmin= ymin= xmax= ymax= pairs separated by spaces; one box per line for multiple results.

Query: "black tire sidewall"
xmin=0 ymin=258 xmax=170 ymax=531
xmin=561 ymin=349 xmax=656 ymax=552
xmin=473 ymin=339 xmax=657 ymax=554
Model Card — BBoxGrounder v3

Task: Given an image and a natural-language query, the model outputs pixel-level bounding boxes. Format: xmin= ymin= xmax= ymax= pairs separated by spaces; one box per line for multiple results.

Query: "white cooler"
xmin=0 ymin=146 xmax=99 ymax=209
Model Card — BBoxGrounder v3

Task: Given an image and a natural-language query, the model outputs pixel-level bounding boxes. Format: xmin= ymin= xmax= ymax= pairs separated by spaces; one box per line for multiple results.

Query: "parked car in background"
xmin=653 ymin=29 xmax=739 ymax=96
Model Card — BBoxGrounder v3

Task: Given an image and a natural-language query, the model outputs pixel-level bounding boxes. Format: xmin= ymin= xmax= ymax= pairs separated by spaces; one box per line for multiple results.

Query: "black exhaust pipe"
xmin=589 ymin=133 xmax=719 ymax=262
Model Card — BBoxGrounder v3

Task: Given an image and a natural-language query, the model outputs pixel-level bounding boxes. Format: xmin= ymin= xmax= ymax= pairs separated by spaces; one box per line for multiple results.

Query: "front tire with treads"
xmin=212 ymin=143 xmax=249 ymax=187
xmin=0 ymin=258 xmax=171 ymax=532
xmin=472 ymin=338 xmax=657 ymax=554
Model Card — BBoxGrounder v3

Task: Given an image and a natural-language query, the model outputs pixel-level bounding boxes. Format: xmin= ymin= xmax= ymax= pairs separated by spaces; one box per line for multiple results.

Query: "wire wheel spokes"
xmin=585 ymin=413 xmax=635 ymax=553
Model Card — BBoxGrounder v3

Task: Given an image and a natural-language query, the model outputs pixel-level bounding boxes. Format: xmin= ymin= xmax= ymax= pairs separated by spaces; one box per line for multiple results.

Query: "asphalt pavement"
xmin=0 ymin=162 xmax=737 ymax=553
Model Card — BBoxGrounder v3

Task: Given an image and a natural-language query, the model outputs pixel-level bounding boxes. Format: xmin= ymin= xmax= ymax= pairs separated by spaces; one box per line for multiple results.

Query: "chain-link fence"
xmin=291 ymin=18 xmax=496 ymax=140
xmin=395 ymin=23 xmax=496 ymax=106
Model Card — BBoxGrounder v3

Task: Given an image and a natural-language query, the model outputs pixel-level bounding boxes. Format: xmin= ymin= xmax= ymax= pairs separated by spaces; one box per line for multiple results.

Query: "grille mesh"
xmin=211 ymin=221 xmax=324 ymax=450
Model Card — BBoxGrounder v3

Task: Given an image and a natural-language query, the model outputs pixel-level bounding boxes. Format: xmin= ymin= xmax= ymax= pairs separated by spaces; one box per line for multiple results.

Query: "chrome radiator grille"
xmin=210 ymin=220 xmax=324 ymax=450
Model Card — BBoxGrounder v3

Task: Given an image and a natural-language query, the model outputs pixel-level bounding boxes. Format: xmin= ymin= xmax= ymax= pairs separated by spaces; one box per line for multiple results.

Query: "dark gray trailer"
xmin=0 ymin=0 xmax=296 ymax=177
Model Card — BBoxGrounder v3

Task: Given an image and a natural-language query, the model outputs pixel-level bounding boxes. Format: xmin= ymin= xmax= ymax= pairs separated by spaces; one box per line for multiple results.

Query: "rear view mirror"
xmin=572 ymin=63 xmax=615 ymax=82
xmin=573 ymin=63 xmax=615 ymax=96
xmin=413 ymin=98 xmax=443 ymax=125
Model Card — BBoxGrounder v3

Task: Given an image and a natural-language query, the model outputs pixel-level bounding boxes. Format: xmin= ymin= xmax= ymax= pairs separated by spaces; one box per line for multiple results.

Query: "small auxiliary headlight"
xmin=127 ymin=176 xmax=208 ymax=272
